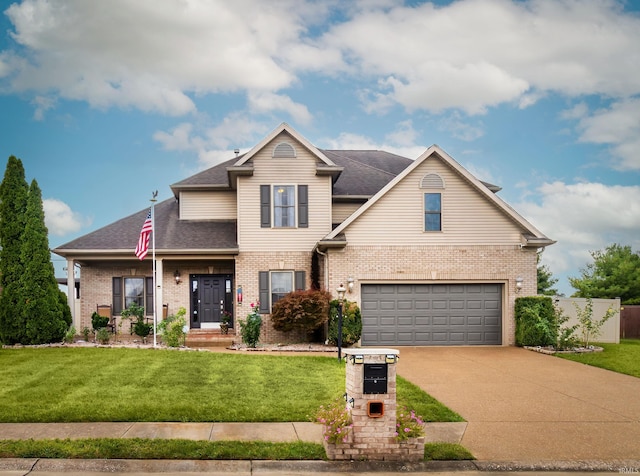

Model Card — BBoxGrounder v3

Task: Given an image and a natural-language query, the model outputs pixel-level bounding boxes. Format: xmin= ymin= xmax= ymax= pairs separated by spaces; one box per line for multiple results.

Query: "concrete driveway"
xmin=396 ymin=346 xmax=640 ymax=462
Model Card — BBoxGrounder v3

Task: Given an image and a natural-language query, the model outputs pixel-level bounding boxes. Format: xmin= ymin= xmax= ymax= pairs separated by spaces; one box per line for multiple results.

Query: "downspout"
xmin=313 ymin=245 xmax=329 ymax=291
xmin=314 ymin=245 xmax=330 ymax=344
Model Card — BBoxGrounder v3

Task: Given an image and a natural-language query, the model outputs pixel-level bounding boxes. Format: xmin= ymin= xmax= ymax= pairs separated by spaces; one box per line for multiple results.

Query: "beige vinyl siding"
xmin=344 ymin=158 xmax=524 ymax=245
xmin=237 ymin=133 xmax=333 ymax=251
xmin=180 ymin=191 xmax=237 ymax=220
xmin=332 ymin=202 xmax=362 ymax=224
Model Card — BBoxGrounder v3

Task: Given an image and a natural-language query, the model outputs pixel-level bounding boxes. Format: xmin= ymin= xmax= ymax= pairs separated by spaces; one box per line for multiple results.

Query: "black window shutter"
xmin=112 ymin=277 xmax=122 ymax=315
xmin=295 ymin=271 xmax=306 ymax=291
xmin=298 ymin=185 xmax=308 ymax=228
xmin=145 ymin=277 xmax=154 ymax=315
xmin=260 ymin=185 xmax=271 ymax=228
xmin=259 ymin=271 xmax=270 ymax=313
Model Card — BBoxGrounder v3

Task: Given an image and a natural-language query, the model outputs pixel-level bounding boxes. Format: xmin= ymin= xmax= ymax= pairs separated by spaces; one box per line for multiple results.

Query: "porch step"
xmin=185 ymin=329 xmax=235 ymax=348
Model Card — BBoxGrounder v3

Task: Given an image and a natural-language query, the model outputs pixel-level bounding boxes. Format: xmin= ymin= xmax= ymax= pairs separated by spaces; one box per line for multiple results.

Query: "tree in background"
xmin=0 ymin=156 xmax=29 ymax=344
xmin=19 ymin=180 xmax=68 ymax=344
xmin=537 ymin=249 xmax=559 ymax=296
xmin=569 ymin=244 xmax=640 ymax=305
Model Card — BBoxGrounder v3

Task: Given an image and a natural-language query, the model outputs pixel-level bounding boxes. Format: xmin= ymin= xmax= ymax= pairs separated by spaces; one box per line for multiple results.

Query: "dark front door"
xmin=190 ymin=274 xmax=233 ymax=329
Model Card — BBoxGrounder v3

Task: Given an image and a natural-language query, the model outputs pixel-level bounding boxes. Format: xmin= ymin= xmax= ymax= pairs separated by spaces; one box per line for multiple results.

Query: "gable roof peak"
xmin=234 ymin=122 xmax=337 ymax=168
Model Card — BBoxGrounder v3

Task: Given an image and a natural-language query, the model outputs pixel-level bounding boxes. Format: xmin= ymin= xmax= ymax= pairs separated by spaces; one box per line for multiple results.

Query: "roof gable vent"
xmin=273 ymin=142 xmax=296 ymax=158
xmin=420 ymin=173 xmax=445 ymax=189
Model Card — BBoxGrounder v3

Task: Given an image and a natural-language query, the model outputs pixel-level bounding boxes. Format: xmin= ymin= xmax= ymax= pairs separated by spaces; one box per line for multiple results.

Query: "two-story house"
xmin=54 ymin=123 xmax=554 ymax=346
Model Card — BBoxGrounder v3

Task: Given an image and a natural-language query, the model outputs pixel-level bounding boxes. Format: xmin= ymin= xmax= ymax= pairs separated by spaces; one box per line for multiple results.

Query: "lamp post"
xmin=336 ymin=283 xmax=346 ymax=361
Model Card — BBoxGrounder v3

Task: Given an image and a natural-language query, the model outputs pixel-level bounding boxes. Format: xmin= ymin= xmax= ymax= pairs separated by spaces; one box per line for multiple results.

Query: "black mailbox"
xmin=363 ymin=363 xmax=388 ymax=394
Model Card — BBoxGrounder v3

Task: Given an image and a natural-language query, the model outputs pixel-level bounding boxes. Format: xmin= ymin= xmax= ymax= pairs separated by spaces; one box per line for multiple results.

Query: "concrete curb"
xmin=2 ymin=458 xmax=640 ymax=473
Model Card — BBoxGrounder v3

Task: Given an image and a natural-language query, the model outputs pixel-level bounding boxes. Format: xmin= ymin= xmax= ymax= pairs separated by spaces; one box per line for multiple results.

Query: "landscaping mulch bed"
xmin=524 ymin=345 xmax=604 ymax=355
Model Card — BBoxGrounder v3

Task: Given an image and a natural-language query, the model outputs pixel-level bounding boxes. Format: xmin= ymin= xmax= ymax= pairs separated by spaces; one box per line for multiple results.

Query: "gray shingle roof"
xmin=54 ymin=148 xmax=501 ymax=256
xmin=55 ymin=199 xmax=237 ymax=253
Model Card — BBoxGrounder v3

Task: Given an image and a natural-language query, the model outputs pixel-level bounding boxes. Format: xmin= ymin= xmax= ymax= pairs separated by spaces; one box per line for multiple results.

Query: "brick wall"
xmin=79 ymin=243 xmax=536 ymax=346
xmin=326 ymin=244 xmax=538 ymax=346
xmin=234 ymin=251 xmax=313 ymax=344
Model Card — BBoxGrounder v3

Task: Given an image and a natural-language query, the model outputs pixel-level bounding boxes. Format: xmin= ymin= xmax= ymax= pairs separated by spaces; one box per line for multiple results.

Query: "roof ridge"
xmin=321 ymin=150 xmax=400 ymax=177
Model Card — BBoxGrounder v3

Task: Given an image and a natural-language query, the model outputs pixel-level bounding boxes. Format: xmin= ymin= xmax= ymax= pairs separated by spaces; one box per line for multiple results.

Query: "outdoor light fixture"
xmin=337 ymin=283 xmax=346 ymax=361
xmin=385 ymin=354 xmax=398 ymax=364
xmin=347 ymin=277 xmax=354 ymax=293
xmin=350 ymin=354 xmax=364 ymax=364
xmin=174 ymin=270 xmax=182 ymax=285
xmin=348 ymin=397 xmax=355 ymax=408
xmin=515 ymin=276 xmax=523 ymax=293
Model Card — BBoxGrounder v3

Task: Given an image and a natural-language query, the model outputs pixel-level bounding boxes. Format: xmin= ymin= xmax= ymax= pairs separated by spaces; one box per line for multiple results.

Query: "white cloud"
xmin=43 ymin=198 xmax=91 ymax=236
xmin=31 ymin=95 xmax=55 ymax=120
xmin=247 ymin=92 xmax=313 ymax=126
xmin=437 ymin=112 xmax=485 ymax=142
xmin=516 ymin=181 xmax=640 ymax=289
xmin=572 ymin=98 xmax=640 ymax=170
xmin=4 ymin=0 xmax=639 ymax=122
xmin=317 ymin=0 xmax=640 ymax=114
xmin=153 ymin=114 xmax=270 ymax=168
xmin=3 ymin=0 xmax=315 ymax=115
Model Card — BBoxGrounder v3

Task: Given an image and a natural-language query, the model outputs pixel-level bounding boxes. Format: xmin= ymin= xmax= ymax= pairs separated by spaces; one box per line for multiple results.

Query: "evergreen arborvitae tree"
xmin=19 ymin=179 xmax=68 ymax=344
xmin=0 ymin=156 xmax=29 ymax=344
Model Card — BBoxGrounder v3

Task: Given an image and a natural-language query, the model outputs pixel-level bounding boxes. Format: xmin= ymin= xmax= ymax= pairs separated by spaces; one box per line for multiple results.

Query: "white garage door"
xmin=361 ymin=283 xmax=502 ymax=346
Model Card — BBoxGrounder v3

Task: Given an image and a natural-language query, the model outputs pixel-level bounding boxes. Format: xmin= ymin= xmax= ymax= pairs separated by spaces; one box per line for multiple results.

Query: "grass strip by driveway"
xmin=556 ymin=339 xmax=640 ymax=378
xmin=0 ymin=347 xmax=463 ymax=423
xmin=0 ymin=438 xmax=474 ymax=461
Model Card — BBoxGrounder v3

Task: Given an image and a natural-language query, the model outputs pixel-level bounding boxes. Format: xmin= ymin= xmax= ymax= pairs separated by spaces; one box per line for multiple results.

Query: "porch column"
xmin=66 ymin=258 xmax=79 ymax=329
xmin=155 ymin=258 xmax=164 ymax=321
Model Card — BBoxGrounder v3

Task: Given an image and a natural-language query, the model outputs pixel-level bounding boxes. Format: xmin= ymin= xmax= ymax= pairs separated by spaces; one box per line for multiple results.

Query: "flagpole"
xmin=150 ymin=191 xmax=158 ymax=348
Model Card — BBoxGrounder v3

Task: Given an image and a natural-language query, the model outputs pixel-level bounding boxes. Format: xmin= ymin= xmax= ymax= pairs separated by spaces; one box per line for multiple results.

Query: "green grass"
xmin=0 ymin=347 xmax=462 ymax=423
xmin=0 ymin=438 xmax=325 ymax=460
xmin=556 ymin=339 xmax=640 ymax=378
xmin=0 ymin=438 xmax=474 ymax=461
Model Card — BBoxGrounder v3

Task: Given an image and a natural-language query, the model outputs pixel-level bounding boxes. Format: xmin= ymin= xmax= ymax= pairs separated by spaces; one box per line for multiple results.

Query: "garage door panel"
xmin=397 ymin=317 xmax=413 ymax=326
xmin=361 ymin=283 xmax=502 ymax=346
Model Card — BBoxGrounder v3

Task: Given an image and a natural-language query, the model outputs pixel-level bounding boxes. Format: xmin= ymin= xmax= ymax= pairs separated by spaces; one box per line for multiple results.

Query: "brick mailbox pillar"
xmin=324 ymin=348 xmax=424 ymax=461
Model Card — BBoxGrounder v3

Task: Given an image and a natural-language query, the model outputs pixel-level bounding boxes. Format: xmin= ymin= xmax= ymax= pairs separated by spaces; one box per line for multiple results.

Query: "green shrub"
xmin=159 ymin=307 xmax=187 ymax=347
xmin=64 ymin=325 xmax=76 ymax=344
xmin=327 ymin=300 xmax=362 ymax=346
xmin=270 ymin=289 xmax=331 ymax=338
xmin=239 ymin=303 xmax=262 ymax=348
xmin=514 ymin=296 xmax=556 ymax=346
xmin=91 ymin=312 xmax=109 ymax=331
xmin=96 ymin=327 xmax=110 ymax=345
xmin=81 ymin=327 xmax=91 ymax=341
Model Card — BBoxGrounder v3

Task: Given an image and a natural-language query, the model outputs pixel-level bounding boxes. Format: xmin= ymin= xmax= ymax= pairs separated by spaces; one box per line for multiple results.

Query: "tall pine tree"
xmin=0 ymin=156 xmax=29 ymax=344
xmin=20 ymin=180 xmax=68 ymax=344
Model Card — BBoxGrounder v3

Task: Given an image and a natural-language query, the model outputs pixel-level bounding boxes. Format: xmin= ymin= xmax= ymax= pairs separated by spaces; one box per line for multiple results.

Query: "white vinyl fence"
xmin=553 ymin=297 xmax=621 ymax=344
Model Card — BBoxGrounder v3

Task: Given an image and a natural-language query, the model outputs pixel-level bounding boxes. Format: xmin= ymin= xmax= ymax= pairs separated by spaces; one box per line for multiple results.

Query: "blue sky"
xmin=1 ymin=0 xmax=639 ymax=296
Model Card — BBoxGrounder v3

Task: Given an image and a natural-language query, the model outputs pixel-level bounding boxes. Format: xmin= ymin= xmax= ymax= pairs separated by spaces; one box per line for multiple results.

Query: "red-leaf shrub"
xmin=271 ymin=289 xmax=331 ymax=337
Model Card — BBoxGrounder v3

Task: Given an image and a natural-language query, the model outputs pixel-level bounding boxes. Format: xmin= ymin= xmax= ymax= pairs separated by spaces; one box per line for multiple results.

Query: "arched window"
xmin=420 ymin=173 xmax=444 ymax=232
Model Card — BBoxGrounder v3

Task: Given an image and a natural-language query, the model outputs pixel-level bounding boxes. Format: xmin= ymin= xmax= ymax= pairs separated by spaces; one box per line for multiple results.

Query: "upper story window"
xmin=260 ymin=184 xmax=308 ymax=228
xmin=274 ymin=185 xmax=295 ymax=227
xmin=424 ymin=193 xmax=442 ymax=231
xmin=421 ymin=173 xmax=444 ymax=232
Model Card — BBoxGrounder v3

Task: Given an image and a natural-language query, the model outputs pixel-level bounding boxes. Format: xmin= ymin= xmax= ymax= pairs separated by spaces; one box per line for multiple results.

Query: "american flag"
xmin=135 ymin=209 xmax=153 ymax=260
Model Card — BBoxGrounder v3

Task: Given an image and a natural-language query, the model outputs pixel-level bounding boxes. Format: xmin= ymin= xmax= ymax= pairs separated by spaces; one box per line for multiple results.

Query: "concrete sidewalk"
xmin=0 ymin=421 xmax=464 ymax=445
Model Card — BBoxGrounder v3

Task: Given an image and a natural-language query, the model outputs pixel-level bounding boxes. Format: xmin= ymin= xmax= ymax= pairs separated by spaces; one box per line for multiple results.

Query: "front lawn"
xmin=556 ymin=339 xmax=640 ymax=378
xmin=0 ymin=347 xmax=463 ymax=423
